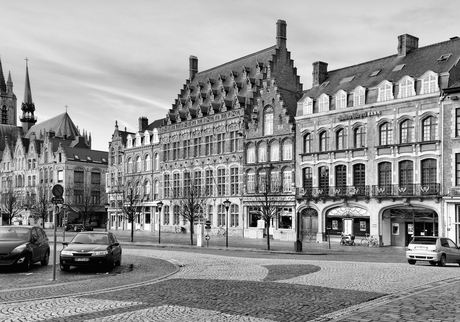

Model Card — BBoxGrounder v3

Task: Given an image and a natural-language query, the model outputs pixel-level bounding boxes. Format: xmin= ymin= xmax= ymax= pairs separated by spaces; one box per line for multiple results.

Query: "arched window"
xmin=400 ymin=119 xmax=413 ymax=143
xmin=247 ymin=170 xmax=255 ymax=193
xmin=318 ymin=167 xmax=329 ymax=193
xmin=302 ymin=167 xmax=313 ymax=190
xmin=247 ymin=144 xmax=256 ymax=163
xmin=127 ymin=158 xmax=133 ymax=173
xmin=136 ymin=156 xmax=141 ymax=172
xmin=264 ymin=107 xmax=273 ymax=135
xmin=303 ymin=97 xmax=313 ymax=115
xmin=378 ymin=162 xmax=392 ymax=187
xmin=144 ymin=180 xmax=151 ymax=197
xmin=398 ymin=77 xmax=415 ymax=98
xmin=144 ymin=154 xmax=151 ymax=171
xmin=354 ymin=126 xmax=366 ymax=148
xmin=318 ymin=94 xmax=329 ymax=112
xmin=270 ymin=141 xmax=280 ymax=161
xmin=282 ymin=168 xmax=292 ymax=192
xmin=335 ymin=165 xmax=347 ymax=189
xmin=422 ymin=116 xmax=437 ymax=141
xmin=154 ymin=153 xmax=159 ymax=170
xmin=421 ymin=72 xmax=438 ymax=94
xmin=353 ymin=164 xmax=366 ymax=188
xmin=154 ymin=180 xmax=159 ymax=200
xmin=110 ymin=148 xmax=115 ymax=165
xmin=377 ymin=81 xmax=394 ymax=102
xmin=353 ymin=86 xmax=366 ymax=107
xmin=304 ymin=133 xmax=312 ymax=153
xmin=399 ymin=161 xmax=414 ymax=195
xmin=421 ymin=159 xmax=437 ymax=194
xmin=319 ymin=131 xmax=329 ymax=151
xmin=380 ymin=122 xmax=393 ymax=145
xmin=336 ymin=128 xmax=346 ymax=150
xmin=282 ymin=140 xmax=292 ymax=160
xmin=258 ymin=142 xmax=267 ymax=163
xmin=335 ymin=90 xmax=347 ymax=109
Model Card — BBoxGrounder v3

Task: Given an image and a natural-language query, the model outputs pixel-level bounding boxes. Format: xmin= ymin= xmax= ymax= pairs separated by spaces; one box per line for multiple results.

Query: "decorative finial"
xmin=65 ymin=105 xmax=68 ymax=113
xmin=25 ymin=57 xmax=29 ymax=66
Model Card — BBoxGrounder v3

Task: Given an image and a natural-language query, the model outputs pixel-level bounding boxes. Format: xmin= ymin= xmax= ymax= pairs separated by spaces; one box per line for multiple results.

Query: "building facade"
xmin=295 ymin=34 xmax=460 ymax=246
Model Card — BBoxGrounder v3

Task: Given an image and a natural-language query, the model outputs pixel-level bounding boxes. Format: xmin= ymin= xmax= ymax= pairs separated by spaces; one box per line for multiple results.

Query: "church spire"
xmin=0 ymin=56 xmax=6 ymax=93
xmin=7 ymin=71 xmax=13 ymax=93
xmin=20 ymin=58 xmax=37 ymax=134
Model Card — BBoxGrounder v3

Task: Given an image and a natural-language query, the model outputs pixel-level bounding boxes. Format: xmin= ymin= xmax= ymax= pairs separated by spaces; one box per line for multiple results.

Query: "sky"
xmin=1 ymin=0 xmax=458 ymax=151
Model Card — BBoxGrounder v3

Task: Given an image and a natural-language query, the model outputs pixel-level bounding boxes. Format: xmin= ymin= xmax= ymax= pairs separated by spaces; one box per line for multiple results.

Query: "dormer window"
xmin=437 ymin=53 xmax=451 ymax=62
xmin=135 ymin=134 xmax=142 ymax=147
xmin=377 ymin=81 xmax=394 ymax=102
xmin=127 ymin=135 xmax=133 ymax=148
xmin=318 ymin=94 xmax=330 ymax=112
xmin=398 ymin=76 xmax=415 ymax=99
xmin=144 ymin=131 xmax=150 ymax=145
xmin=335 ymin=90 xmax=347 ymax=109
xmin=303 ymin=97 xmax=313 ymax=115
xmin=421 ymin=71 xmax=439 ymax=94
xmin=353 ymin=86 xmax=366 ymax=106
xmin=152 ymin=129 xmax=159 ymax=143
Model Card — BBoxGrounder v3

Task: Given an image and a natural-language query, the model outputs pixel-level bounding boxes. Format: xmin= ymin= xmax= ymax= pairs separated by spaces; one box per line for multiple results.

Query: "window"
xmin=304 ymin=134 xmax=312 ymax=153
xmin=258 ymin=142 xmax=267 ymax=163
xmin=354 ymin=126 xmax=366 ymax=148
xmin=421 ymin=72 xmax=438 ymax=94
xmin=377 ymin=81 xmax=394 ymax=102
xmin=229 ymin=130 xmax=238 ymax=152
xmin=194 ymin=170 xmax=202 ymax=191
xmin=270 ymin=141 xmax=279 ymax=161
xmin=173 ymin=205 xmax=180 ymax=225
xmin=336 ymin=129 xmax=346 ymax=150
xmin=400 ymin=119 xmax=413 ymax=143
xmin=230 ymin=167 xmax=239 ymax=195
xmin=110 ymin=148 xmax=115 ymax=165
xmin=247 ymin=171 xmax=255 ymax=193
xmin=205 ymin=169 xmax=213 ymax=196
xmin=335 ymin=90 xmax=347 ymax=109
xmin=422 ymin=116 xmax=437 ymax=141
xmin=74 ymin=170 xmax=84 ymax=184
xmin=335 ymin=165 xmax=347 ymax=190
xmin=205 ymin=135 xmax=212 ymax=156
xmin=318 ymin=167 xmax=329 ymax=193
xmin=259 ymin=171 xmax=267 ymax=192
xmin=183 ymin=139 xmax=190 ymax=159
xmin=230 ymin=204 xmax=239 ymax=227
xmin=144 ymin=154 xmax=151 ymax=171
xmin=163 ymin=205 xmax=170 ymax=225
xmin=353 ymin=164 xmax=366 ymax=188
xmin=193 ymin=137 xmax=201 ymax=157
xmin=303 ymin=97 xmax=313 ymax=115
xmin=283 ymin=140 xmax=292 ymax=160
xmin=421 ymin=159 xmax=437 ymax=190
xmin=172 ymin=142 xmax=179 ymax=160
xmin=163 ymin=173 xmax=170 ymax=198
xmin=216 ymin=133 xmax=224 ymax=154
xmin=127 ymin=158 xmax=133 ymax=173
xmin=399 ymin=161 xmax=414 ymax=193
xmin=163 ymin=144 xmax=169 ymax=162
xmin=318 ymin=94 xmax=329 ymax=112
xmin=91 ymin=190 xmax=100 ymax=204
xmin=398 ymin=77 xmax=415 ymax=98
xmin=217 ymin=168 xmax=225 ymax=196
xmin=172 ymin=173 xmax=179 ymax=198
xmin=91 ymin=171 xmax=100 ymax=185
xmin=380 ymin=122 xmax=393 ymax=145
xmin=378 ymin=162 xmax=392 ymax=187
xmin=271 ymin=170 xmax=280 ymax=192
xmin=264 ymin=108 xmax=273 ymax=135
xmin=283 ymin=170 xmax=292 ymax=192
xmin=154 ymin=153 xmax=159 ymax=170
xmin=58 ymin=170 xmax=64 ymax=183
xmin=74 ymin=189 xmax=83 ymax=204
xmin=217 ymin=205 xmax=225 ymax=226
xmin=154 ymin=180 xmax=159 ymax=200
xmin=184 ymin=171 xmax=191 ymax=196
xmin=319 ymin=131 xmax=329 ymax=152
xmin=247 ymin=145 xmax=256 ymax=163
xmin=136 ymin=156 xmax=141 ymax=172
xmin=456 ymin=154 xmax=460 ymax=186
xmin=302 ymin=168 xmax=313 ymax=189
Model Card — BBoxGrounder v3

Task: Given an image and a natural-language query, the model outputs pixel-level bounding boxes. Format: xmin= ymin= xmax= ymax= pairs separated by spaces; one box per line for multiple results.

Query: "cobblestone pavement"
xmin=1 ymin=246 xmax=460 ymax=321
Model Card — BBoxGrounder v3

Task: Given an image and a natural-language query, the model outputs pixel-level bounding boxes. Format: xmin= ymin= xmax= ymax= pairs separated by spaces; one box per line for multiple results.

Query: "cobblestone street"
xmin=1 ymin=237 xmax=460 ymax=321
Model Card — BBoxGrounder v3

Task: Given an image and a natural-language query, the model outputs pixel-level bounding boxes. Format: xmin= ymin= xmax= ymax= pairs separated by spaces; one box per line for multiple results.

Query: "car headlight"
xmin=11 ymin=244 xmax=27 ymax=254
xmin=92 ymin=250 xmax=109 ymax=256
xmin=61 ymin=250 xmax=74 ymax=256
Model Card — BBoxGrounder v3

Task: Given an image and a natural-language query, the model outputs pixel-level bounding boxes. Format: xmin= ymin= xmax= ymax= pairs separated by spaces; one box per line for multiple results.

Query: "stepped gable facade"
xmin=158 ymin=20 xmax=303 ymax=239
xmin=295 ymin=34 xmax=460 ymax=246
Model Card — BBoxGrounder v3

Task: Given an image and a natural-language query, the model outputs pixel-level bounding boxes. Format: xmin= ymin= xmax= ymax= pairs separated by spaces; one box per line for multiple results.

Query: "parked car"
xmin=72 ymin=224 xmax=93 ymax=232
xmin=64 ymin=224 xmax=74 ymax=231
xmin=60 ymin=231 xmax=122 ymax=271
xmin=406 ymin=236 xmax=460 ymax=266
xmin=0 ymin=225 xmax=50 ymax=271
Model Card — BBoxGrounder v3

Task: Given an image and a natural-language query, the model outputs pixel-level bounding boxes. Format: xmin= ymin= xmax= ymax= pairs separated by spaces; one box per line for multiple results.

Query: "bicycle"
xmin=217 ymin=226 xmax=226 ymax=237
xmin=360 ymin=234 xmax=379 ymax=247
xmin=174 ymin=225 xmax=183 ymax=233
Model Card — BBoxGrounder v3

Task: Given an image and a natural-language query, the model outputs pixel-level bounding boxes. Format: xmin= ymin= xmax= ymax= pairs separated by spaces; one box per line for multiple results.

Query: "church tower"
xmin=20 ymin=59 xmax=37 ymax=133
xmin=0 ymin=56 xmax=17 ymax=126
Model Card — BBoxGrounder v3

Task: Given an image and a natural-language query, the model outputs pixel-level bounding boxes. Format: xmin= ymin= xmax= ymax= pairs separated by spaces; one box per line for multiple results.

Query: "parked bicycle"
xmin=217 ymin=226 xmax=226 ymax=237
xmin=174 ymin=225 xmax=183 ymax=233
xmin=360 ymin=233 xmax=379 ymax=247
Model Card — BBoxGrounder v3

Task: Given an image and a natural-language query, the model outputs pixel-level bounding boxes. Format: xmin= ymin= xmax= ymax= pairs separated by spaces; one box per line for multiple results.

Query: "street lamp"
xmin=104 ymin=203 xmax=110 ymax=232
xmin=156 ymin=201 xmax=163 ymax=244
xmin=223 ymin=199 xmax=231 ymax=248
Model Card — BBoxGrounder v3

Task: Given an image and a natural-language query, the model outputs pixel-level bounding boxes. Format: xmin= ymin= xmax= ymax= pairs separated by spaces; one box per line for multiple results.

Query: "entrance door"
xmin=301 ymin=208 xmax=318 ymax=242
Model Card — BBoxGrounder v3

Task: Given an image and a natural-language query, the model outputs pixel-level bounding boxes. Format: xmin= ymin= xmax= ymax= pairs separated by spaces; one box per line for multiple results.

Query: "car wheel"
xmin=438 ymin=254 xmax=447 ymax=267
xmin=115 ymin=255 xmax=122 ymax=266
xmin=41 ymin=251 xmax=50 ymax=266
xmin=408 ymin=260 xmax=416 ymax=265
xmin=105 ymin=257 xmax=114 ymax=271
xmin=340 ymin=240 xmax=344 ymax=246
xmin=60 ymin=264 xmax=70 ymax=271
xmin=22 ymin=254 xmax=32 ymax=271
xmin=429 ymin=261 xmax=437 ymax=266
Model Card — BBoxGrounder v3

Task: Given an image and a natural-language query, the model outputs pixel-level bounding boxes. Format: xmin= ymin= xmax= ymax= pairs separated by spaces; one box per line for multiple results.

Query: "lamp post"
xmin=156 ymin=201 xmax=163 ymax=244
xmin=104 ymin=203 xmax=110 ymax=232
xmin=223 ymin=199 xmax=231 ymax=248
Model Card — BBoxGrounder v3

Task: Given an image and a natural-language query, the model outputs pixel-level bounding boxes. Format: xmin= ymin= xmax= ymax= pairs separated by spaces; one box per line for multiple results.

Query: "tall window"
xmin=336 ymin=129 xmax=346 ymax=150
xmin=217 ymin=205 xmax=225 ymax=226
xmin=378 ymin=81 xmax=393 ymax=102
xmin=230 ymin=167 xmax=239 ymax=195
xmin=216 ymin=133 xmax=224 ymax=154
xmin=217 ymin=168 xmax=225 ymax=196
xmin=91 ymin=171 xmax=100 ymax=185
xmin=319 ymin=131 xmax=329 ymax=152
xmin=259 ymin=171 xmax=267 ymax=192
xmin=400 ymin=119 xmax=413 ymax=144
xmin=318 ymin=167 xmax=329 ymax=193
xmin=422 ymin=116 xmax=437 ymax=141
xmin=163 ymin=144 xmax=169 ymax=162
xmin=193 ymin=138 xmax=201 ymax=157
xmin=399 ymin=160 xmax=414 ymax=190
xmin=154 ymin=153 xmax=159 ymax=170
xmin=205 ymin=169 xmax=213 ymax=196
xmin=354 ymin=126 xmax=366 ymax=148
xmin=335 ymin=90 xmax=347 ymax=109
xmin=303 ymin=97 xmax=313 ymax=115
xmin=205 ymin=135 xmax=212 ymax=156
xmin=264 ymin=108 xmax=273 ymax=135
xmin=173 ymin=173 xmax=180 ymax=198
xmin=304 ymin=134 xmax=312 ymax=153
xmin=378 ymin=162 xmax=392 ymax=187
xmin=184 ymin=171 xmax=191 ymax=196
xmin=258 ymin=142 xmax=267 ymax=163
xmin=380 ymin=122 xmax=393 ymax=145
xmin=247 ymin=171 xmax=255 ymax=193
xmin=183 ymin=139 xmax=190 ymax=159
xmin=353 ymin=86 xmax=365 ymax=106
xmin=163 ymin=205 xmax=170 ymax=225
xmin=172 ymin=142 xmax=179 ymax=160
xmin=154 ymin=180 xmax=159 ymax=200
xmin=163 ymin=173 xmax=170 ymax=198
xmin=318 ymin=94 xmax=329 ymax=112
xmin=173 ymin=205 xmax=180 ymax=225
xmin=270 ymin=141 xmax=279 ymax=161
xmin=353 ymin=164 xmax=366 ymax=187
xmin=271 ymin=170 xmax=280 ymax=192
xmin=283 ymin=170 xmax=292 ymax=192
xmin=74 ymin=170 xmax=84 ymax=184
xmin=229 ymin=130 xmax=238 ymax=152
xmin=127 ymin=158 xmax=133 ymax=173
xmin=282 ymin=140 xmax=292 ymax=160
xmin=335 ymin=165 xmax=347 ymax=189
xmin=421 ymin=72 xmax=438 ymax=94
xmin=456 ymin=154 xmax=460 ymax=186
xmin=144 ymin=154 xmax=151 ymax=171
xmin=247 ymin=145 xmax=256 ymax=163
xmin=302 ymin=168 xmax=313 ymax=189
xmin=230 ymin=204 xmax=239 ymax=227
xmin=398 ymin=77 xmax=415 ymax=98
xmin=421 ymin=159 xmax=437 ymax=191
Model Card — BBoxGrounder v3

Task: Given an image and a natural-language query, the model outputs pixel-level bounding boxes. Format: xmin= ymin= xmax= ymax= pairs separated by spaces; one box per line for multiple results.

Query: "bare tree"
xmin=119 ymin=176 xmax=145 ymax=242
xmin=66 ymin=183 xmax=104 ymax=227
xmin=245 ymin=167 xmax=294 ymax=250
xmin=1 ymin=186 xmax=25 ymax=225
xmin=27 ymin=185 xmax=51 ymax=227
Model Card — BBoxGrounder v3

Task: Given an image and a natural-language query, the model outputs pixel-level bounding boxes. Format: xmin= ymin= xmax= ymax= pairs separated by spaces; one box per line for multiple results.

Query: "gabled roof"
xmin=0 ymin=125 xmax=20 ymax=159
xmin=301 ymin=36 xmax=460 ymax=100
xmin=25 ymin=112 xmax=80 ymax=140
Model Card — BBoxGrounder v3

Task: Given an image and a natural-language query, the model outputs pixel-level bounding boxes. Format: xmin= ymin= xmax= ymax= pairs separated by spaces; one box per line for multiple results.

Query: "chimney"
xmin=312 ymin=61 xmax=328 ymax=87
xmin=276 ymin=20 xmax=287 ymax=48
xmin=189 ymin=56 xmax=198 ymax=80
xmin=397 ymin=34 xmax=419 ymax=57
xmin=138 ymin=117 xmax=148 ymax=131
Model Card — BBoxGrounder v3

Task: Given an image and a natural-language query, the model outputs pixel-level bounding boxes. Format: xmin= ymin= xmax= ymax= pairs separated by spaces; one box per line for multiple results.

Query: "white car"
xmin=406 ymin=236 xmax=460 ymax=266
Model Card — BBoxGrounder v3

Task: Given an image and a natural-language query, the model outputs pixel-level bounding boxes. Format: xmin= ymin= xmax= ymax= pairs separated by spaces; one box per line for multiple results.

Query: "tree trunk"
xmin=266 ymin=219 xmax=271 ymax=250
xmin=190 ymin=219 xmax=194 ymax=245
xmin=131 ymin=221 xmax=134 ymax=242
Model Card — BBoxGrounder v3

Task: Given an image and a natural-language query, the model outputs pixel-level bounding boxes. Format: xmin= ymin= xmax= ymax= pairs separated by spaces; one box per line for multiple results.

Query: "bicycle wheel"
xmin=360 ymin=239 xmax=369 ymax=247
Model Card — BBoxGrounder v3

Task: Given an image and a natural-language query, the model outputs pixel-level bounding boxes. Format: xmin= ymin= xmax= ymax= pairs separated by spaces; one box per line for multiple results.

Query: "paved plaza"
xmin=0 ymin=230 xmax=459 ymax=321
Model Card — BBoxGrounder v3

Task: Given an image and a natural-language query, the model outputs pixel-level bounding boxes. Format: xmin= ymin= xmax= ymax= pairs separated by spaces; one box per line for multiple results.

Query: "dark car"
xmin=60 ymin=231 xmax=122 ymax=271
xmin=0 ymin=225 xmax=50 ymax=271
xmin=73 ymin=224 xmax=93 ymax=232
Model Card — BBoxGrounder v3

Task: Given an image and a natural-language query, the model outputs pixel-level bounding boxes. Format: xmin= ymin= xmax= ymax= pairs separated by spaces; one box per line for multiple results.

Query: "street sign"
xmin=205 ymin=235 xmax=210 ymax=240
xmin=52 ymin=184 xmax=64 ymax=198
xmin=52 ymin=197 xmax=64 ymax=205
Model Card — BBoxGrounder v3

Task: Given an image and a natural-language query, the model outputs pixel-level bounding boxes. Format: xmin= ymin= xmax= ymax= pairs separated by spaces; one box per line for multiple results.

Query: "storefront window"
xmin=248 ymin=207 xmax=261 ymax=227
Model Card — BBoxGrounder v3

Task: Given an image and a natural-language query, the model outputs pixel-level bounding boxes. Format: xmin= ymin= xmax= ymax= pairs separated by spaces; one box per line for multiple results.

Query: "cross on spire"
xmin=65 ymin=105 xmax=68 ymax=112
xmin=25 ymin=57 xmax=29 ymax=66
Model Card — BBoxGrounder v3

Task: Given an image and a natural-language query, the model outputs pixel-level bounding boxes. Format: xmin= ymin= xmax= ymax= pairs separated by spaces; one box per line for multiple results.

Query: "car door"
xmin=446 ymin=239 xmax=460 ymax=263
xmin=109 ymin=233 xmax=121 ymax=258
xmin=30 ymin=228 xmax=42 ymax=263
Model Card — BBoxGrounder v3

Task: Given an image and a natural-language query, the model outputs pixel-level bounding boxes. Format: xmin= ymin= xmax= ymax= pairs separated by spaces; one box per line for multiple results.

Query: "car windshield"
xmin=410 ymin=237 xmax=437 ymax=245
xmin=71 ymin=234 xmax=110 ymax=244
xmin=0 ymin=227 xmax=31 ymax=241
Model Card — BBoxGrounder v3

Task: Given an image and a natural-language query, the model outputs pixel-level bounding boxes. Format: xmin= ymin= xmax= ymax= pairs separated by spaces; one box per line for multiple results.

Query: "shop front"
xmin=326 ymin=205 xmax=371 ymax=242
